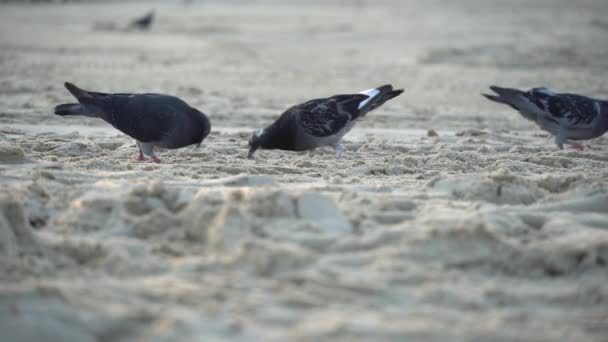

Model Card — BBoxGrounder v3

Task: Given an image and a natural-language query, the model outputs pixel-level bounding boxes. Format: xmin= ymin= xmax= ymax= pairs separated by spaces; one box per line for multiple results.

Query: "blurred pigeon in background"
xmin=483 ymin=86 xmax=608 ymax=150
xmin=248 ymin=84 xmax=403 ymax=159
xmin=129 ymin=10 xmax=154 ymax=30
xmin=54 ymin=82 xmax=211 ymax=163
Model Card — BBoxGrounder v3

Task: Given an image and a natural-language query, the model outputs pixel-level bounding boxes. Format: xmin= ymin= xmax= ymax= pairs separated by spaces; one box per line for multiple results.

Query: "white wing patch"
xmin=254 ymin=128 xmax=265 ymax=137
xmin=535 ymin=88 xmax=555 ymax=96
xmin=358 ymin=88 xmax=380 ymax=109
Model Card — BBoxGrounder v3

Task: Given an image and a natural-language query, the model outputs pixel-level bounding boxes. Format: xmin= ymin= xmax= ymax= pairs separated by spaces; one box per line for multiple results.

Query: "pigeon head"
xmin=247 ymin=128 xmax=265 ymax=159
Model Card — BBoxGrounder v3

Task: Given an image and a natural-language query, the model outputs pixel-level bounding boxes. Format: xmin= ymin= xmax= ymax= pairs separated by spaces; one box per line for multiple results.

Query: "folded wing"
xmin=297 ymin=94 xmax=368 ymax=137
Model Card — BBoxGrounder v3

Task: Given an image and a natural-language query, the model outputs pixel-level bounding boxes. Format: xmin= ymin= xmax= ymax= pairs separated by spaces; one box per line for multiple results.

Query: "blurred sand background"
xmin=1 ymin=0 xmax=608 ymax=341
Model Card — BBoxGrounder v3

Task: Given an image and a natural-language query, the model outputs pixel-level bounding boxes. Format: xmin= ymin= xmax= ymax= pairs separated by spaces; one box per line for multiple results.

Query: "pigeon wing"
xmin=529 ymin=89 xmax=601 ymax=129
xmin=106 ymin=94 xmax=178 ymax=143
xmin=546 ymin=94 xmax=601 ymax=129
xmin=297 ymin=94 xmax=368 ymax=137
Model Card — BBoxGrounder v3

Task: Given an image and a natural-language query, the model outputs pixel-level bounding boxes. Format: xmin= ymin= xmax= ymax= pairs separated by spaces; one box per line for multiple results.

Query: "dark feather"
xmin=58 ymin=82 xmax=210 ymax=149
xmin=250 ymin=84 xmax=403 ymax=155
xmin=483 ymin=85 xmax=608 ymax=146
xmin=543 ymin=94 xmax=599 ymax=127
xmin=131 ymin=11 xmax=154 ymax=30
xmin=296 ymin=94 xmax=368 ymax=137
xmin=54 ymin=103 xmax=92 ymax=116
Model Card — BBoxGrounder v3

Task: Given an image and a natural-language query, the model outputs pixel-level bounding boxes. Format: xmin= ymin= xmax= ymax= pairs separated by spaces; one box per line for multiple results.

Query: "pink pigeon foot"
xmin=151 ymin=156 xmax=161 ymax=164
xmin=136 ymin=152 xmax=145 ymax=161
xmin=569 ymin=142 xmax=585 ymax=151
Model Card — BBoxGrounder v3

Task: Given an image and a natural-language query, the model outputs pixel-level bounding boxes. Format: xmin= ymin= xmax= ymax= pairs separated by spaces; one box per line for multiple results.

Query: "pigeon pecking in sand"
xmin=54 ymin=82 xmax=211 ymax=163
xmin=483 ymin=86 xmax=608 ymax=150
xmin=247 ymin=84 xmax=404 ymax=159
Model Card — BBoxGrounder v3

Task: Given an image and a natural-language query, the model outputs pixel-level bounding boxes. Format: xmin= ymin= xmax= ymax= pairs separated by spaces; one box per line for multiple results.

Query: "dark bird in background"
xmin=54 ymin=82 xmax=211 ymax=163
xmin=248 ymin=84 xmax=404 ymax=159
xmin=483 ymin=86 xmax=608 ymax=150
xmin=129 ymin=10 xmax=154 ymax=30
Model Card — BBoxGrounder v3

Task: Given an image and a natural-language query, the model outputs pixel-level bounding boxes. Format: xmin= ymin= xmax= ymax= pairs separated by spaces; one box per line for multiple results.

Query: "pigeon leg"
xmin=135 ymin=141 xmax=145 ymax=161
xmin=139 ymin=142 xmax=160 ymax=163
xmin=334 ymin=143 xmax=344 ymax=159
xmin=554 ymin=134 xmax=565 ymax=150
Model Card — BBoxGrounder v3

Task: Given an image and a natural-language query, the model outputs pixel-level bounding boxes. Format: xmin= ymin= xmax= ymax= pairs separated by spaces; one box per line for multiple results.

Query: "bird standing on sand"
xmin=129 ymin=10 xmax=154 ymax=30
xmin=483 ymin=86 xmax=608 ymax=150
xmin=247 ymin=84 xmax=404 ymax=159
xmin=54 ymin=82 xmax=211 ymax=163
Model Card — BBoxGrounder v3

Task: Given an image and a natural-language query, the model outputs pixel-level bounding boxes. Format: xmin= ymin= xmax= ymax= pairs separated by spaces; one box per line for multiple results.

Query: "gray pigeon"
xmin=54 ymin=82 xmax=211 ymax=163
xmin=248 ymin=84 xmax=403 ymax=159
xmin=483 ymin=86 xmax=608 ymax=150
xmin=130 ymin=10 xmax=154 ymax=30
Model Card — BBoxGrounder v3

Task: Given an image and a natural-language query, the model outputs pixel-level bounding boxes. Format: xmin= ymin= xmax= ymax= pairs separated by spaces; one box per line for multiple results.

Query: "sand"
xmin=1 ymin=0 xmax=608 ymax=341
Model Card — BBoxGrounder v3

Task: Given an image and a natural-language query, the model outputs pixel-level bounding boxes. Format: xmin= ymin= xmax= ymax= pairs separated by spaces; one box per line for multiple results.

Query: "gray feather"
xmin=483 ymin=85 xmax=608 ymax=148
xmin=55 ymin=82 xmax=211 ymax=155
xmin=250 ymin=84 xmax=403 ymax=156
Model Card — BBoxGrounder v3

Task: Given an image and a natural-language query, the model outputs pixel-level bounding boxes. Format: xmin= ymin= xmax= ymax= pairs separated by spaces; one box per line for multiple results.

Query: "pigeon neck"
xmin=259 ymin=125 xmax=291 ymax=150
xmin=259 ymin=130 xmax=277 ymax=149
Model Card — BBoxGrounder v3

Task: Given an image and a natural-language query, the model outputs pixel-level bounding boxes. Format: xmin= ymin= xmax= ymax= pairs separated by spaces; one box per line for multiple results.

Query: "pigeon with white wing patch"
xmin=247 ymin=84 xmax=403 ymax=159
xmin=483 ymin=86 xmax=608 ymax=150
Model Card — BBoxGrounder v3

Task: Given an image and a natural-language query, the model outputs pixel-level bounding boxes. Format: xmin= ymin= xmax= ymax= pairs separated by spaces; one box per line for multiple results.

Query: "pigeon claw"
xmin=136 ymin=153 xmax=145 ymax=161
xmin=151 ymin=156 xmax=162 ymax=164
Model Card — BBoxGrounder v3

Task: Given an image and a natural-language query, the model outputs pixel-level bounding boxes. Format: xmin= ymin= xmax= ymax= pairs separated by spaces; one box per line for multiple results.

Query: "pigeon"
xmin=129 ymin=10 xmax=154 ymax=30
xmin=247 ymin=84 xmax=403 ymax=159
xmin=483 ymin=86 xmax=608 ymax=150
xmin=54 ymin=82 xmax=211 ymax=163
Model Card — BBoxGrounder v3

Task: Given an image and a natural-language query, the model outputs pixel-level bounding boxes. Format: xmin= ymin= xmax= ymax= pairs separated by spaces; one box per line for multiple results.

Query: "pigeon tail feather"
xmin=482 ymin=93 xmax=506 ymax=104
xmin=54 ymin=103 xmax=98 ymax=117
xmin=378 ymin=88 xmax=404 ymax=104
xmin=488 ymin=85 xmax=526 ymax=99
xmin=63 ymin=81 xmax=112 ymax=114
xmin=483 ymin=85 xmax=532 ymax=113
xmin=358 ymin=84 xmax=403 ymax=115
xmin=64 ymin=82 xmax=94 ymax=101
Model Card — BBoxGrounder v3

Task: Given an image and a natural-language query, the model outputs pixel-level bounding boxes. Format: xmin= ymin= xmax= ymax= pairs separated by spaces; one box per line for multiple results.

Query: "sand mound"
xmin=0 ymin=192 xmax=54 ymax=280
xmin=183 ymin=188 xmax=352 ymax=255
xmin=430 ymin=171 xmax=547 ymax=205
xmin=0 ymin=195 xmax=34 ymax=258
xmin=51 ymin=180 xmax=352 ymax=278
xmin=32 ymin=137 xmax=102 ymax=158
xmin=404 ymin=220 xmax=608 ymax=278
xmin=0 ymin=289 xmax=97 ymax=342
xmin=0 ymin=142 xmax=27 ymax=164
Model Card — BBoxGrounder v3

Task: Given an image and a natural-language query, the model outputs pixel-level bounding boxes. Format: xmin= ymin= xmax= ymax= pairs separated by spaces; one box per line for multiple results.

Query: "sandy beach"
xmin=1 ymin=0 xmax=608 ymax=341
